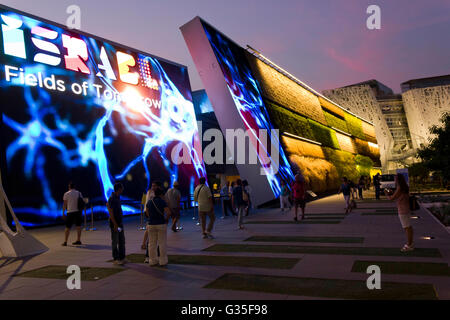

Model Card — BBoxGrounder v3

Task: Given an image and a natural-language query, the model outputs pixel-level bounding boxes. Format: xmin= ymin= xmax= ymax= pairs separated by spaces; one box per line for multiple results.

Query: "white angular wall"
xmin=402 ymin=85 xmax=450 ymax=148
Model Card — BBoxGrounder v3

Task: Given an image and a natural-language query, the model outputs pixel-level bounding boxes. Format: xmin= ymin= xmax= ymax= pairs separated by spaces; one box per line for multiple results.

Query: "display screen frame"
xmin=0 ymin=4 xmax=206 ymax=227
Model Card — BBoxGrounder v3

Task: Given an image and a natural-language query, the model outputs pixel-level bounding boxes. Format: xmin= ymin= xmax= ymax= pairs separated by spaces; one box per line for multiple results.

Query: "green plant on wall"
xmin=266 ymin=102 xmax=315 ymax=140
xmin=308 ymin=120 xmax=340 ymax=149
xmin=324 ymin=111 xmax=349 ymax=133
xmin=322 ymin=147 xmax=359 ymax=182
xmin=355 ymin=154 xmax=374 ymax=176
xmin=344 ymin=114 xmax=365 ymax=140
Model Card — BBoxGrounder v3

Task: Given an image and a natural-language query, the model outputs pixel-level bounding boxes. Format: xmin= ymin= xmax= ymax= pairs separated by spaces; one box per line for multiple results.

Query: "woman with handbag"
xmin=385 ymin=173 xmax=414 ymax=252
xmin=145 ymin=188 xmax=171 ymax=266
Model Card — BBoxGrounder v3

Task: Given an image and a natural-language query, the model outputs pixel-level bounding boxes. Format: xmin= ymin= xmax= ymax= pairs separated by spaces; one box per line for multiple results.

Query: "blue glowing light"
xmin=0 ymin=9 xmax=206 ymax=226
xmin=202 ymin=23 xmax=294 ymax=196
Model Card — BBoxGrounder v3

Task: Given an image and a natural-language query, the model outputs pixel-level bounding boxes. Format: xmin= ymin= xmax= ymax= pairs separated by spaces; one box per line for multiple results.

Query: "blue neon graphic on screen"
xmin=0 ymin=8 xmax=206 ymax=226
xmin=201 ymin=22 xmax=294 ymax=196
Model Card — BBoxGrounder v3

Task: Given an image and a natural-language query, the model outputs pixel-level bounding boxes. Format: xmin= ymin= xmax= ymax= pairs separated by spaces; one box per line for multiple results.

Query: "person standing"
xmin=141 ymin=181 xmax=162 ymax=249
xmin=385 ymin=174 xmax=414 ymax=252
xmin=107 ymin=183 xmax=126 ymax=265
xmin=194 ymin=177 xmax=216 ymax=239
xmin=338 ymin=177 xmax=352 ymax=214
xmin=358 ymin=176 xmax=365 ymax=200
xmin=242 ymin=180 xmax=252 ymax=216
xmin=232 ymin=179 xmax=247 ymax=229
xmin=62 ymin=182 xmax=84 ymax=246
xmin=374 ymin=173 xmax=381 ymax=200
xmin=146 ymin=188 xmax=171 ymax=266
xmin=291 ymin=174 xmax=306 ymax=221
xmin=280 ymin=180 xmax=291 ymax=214
xmin=220 ymin=182 xmax=233 ymax=217
xmin=165 ymin=181 xmax=181 ymax=232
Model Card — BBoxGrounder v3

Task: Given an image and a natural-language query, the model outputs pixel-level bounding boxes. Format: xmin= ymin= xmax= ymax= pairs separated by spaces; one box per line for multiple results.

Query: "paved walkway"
xmin=0 ymin=192 xmax=449 ymax=300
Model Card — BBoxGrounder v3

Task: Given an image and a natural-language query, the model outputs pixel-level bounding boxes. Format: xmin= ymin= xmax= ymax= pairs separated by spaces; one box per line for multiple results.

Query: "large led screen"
xmin=0 ymin=6 xmax=206 ymax=227
xmin=200 ymin=21 xmax=295 ymax=196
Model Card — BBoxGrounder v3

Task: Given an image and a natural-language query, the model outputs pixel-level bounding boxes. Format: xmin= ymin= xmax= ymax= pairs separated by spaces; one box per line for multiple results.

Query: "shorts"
xmin=294 ymin=198 xmax=306 ymax=209
xmin=66 ymin=211 xmax=82 ymax=228
xmin=170 ymin=207 xmax=181 ymax=219
xmin=398 ymin=214 xmax=411 ymax=228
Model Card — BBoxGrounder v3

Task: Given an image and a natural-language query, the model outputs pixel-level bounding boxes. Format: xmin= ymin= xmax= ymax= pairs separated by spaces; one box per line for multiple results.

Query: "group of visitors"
xmin=220 ymin=180 xmax=252 ymax=219
xmin=60 ymin=169 xmax=415 ymax=267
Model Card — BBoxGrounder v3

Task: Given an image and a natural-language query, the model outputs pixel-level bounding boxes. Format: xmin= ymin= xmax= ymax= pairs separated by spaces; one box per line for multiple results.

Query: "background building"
xmin=324 ymin=76 xmax=450 ymax=173
xmin=401 ymin=75 xmax=450 ymax=149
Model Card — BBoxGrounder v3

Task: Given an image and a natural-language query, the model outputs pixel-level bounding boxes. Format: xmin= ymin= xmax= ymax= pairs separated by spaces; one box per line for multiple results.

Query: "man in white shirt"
xmin=62 ymin=182 xmax=84 ymax=246
xmin=165 ymin=181 xmax=182 ymax=232
xmin=194 ymin=177 xmax=215 ymax=239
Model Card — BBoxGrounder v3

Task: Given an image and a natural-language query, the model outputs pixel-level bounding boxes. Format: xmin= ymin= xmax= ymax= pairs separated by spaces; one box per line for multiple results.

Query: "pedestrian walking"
xmin=243 ymin=180 xmax=252 ymax=216
xmin=291 ymin=173 xmax=306 ymax=221
xmin=338 ymin=177 xmax=352 ymax=214
xmin=146 ymin=188 xmax=171 ymax=266
xmin=107 ymin=183 xmax=126 ymax=265
xmin=280 ymin=180 xmax=291 ymax=214
xmin=62 ymin=182 xmax=84 ymax=246
xmin=232 ymin=179 xmax=247 ymax=229
xmin=194 ymin=177 xmax=216 ymax=239
xmin=385 ymin=173 xmax=414 ymax=252
xmin=165 ymin=181 xmax=182 ymax=232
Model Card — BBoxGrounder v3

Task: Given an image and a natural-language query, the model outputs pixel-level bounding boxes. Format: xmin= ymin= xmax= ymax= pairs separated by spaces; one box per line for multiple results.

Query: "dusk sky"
xmin=3 ymin=0 xmax=450 ymax=93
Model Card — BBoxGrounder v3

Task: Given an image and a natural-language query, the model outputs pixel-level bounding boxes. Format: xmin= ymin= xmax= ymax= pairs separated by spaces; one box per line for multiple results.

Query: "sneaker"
xmin=61 ymin=242 xmax=67 ymax=247
xmin=401 ymin=244 xmax=415 ymax=252
xmin=202 ymin=233 xmax=208 ymax=239
xmin=117 ymin=259 xmax=126 ymax=265
xmin=207 ymin=233 xmax=215 ymax=239
xmin=72 ymin=241 xmax=82 ymax=245
xmin=113 ymin=260 xmax=120 ymax=265
xmin=144 ymin=257 xmax=149 ymax=263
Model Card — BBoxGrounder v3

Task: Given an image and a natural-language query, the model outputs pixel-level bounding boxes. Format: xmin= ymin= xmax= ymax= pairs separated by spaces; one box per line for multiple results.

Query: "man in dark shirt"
xmin=232 ymin=179 xmax=247 ymax=230
xmin=107 ymin=183 xmax=126 ymax=265
xmin=338 ymin=177 xmax=352 ymax=214
xmin=145 ymin=188 xmax=171 ymax=266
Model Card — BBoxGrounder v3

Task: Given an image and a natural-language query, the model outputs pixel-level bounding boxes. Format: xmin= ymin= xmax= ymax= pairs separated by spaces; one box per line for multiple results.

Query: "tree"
xmin=417 ymin=112 xmax=450 ymax=187
xmin=407 ymin=162 xmax=430 ymax=183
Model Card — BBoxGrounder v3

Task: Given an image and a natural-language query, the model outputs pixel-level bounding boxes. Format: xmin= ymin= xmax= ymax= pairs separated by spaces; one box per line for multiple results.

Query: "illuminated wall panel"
xmin=361 ymin=120 xmax=376 ymax=139
xmin=0 ymin=5 xmax=206 ymax=227
xmin=318 ymin=96 xmax=346 ymax=118
xmin=281 ymin=135 xmax=325 ymax=159
xmin=245 ymin=53 xmax=327 ymax=125
xmin=335 ymin=132 xmax=356 ymax=154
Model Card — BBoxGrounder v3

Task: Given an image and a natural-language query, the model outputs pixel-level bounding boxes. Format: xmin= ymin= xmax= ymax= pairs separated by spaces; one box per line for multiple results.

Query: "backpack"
xmin=242 ymin=188 xmax=249 ymax=202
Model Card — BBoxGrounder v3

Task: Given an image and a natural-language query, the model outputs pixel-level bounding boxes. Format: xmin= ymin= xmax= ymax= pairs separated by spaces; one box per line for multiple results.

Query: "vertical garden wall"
xmin=246 ymin=52 xmax=380 ymax=193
